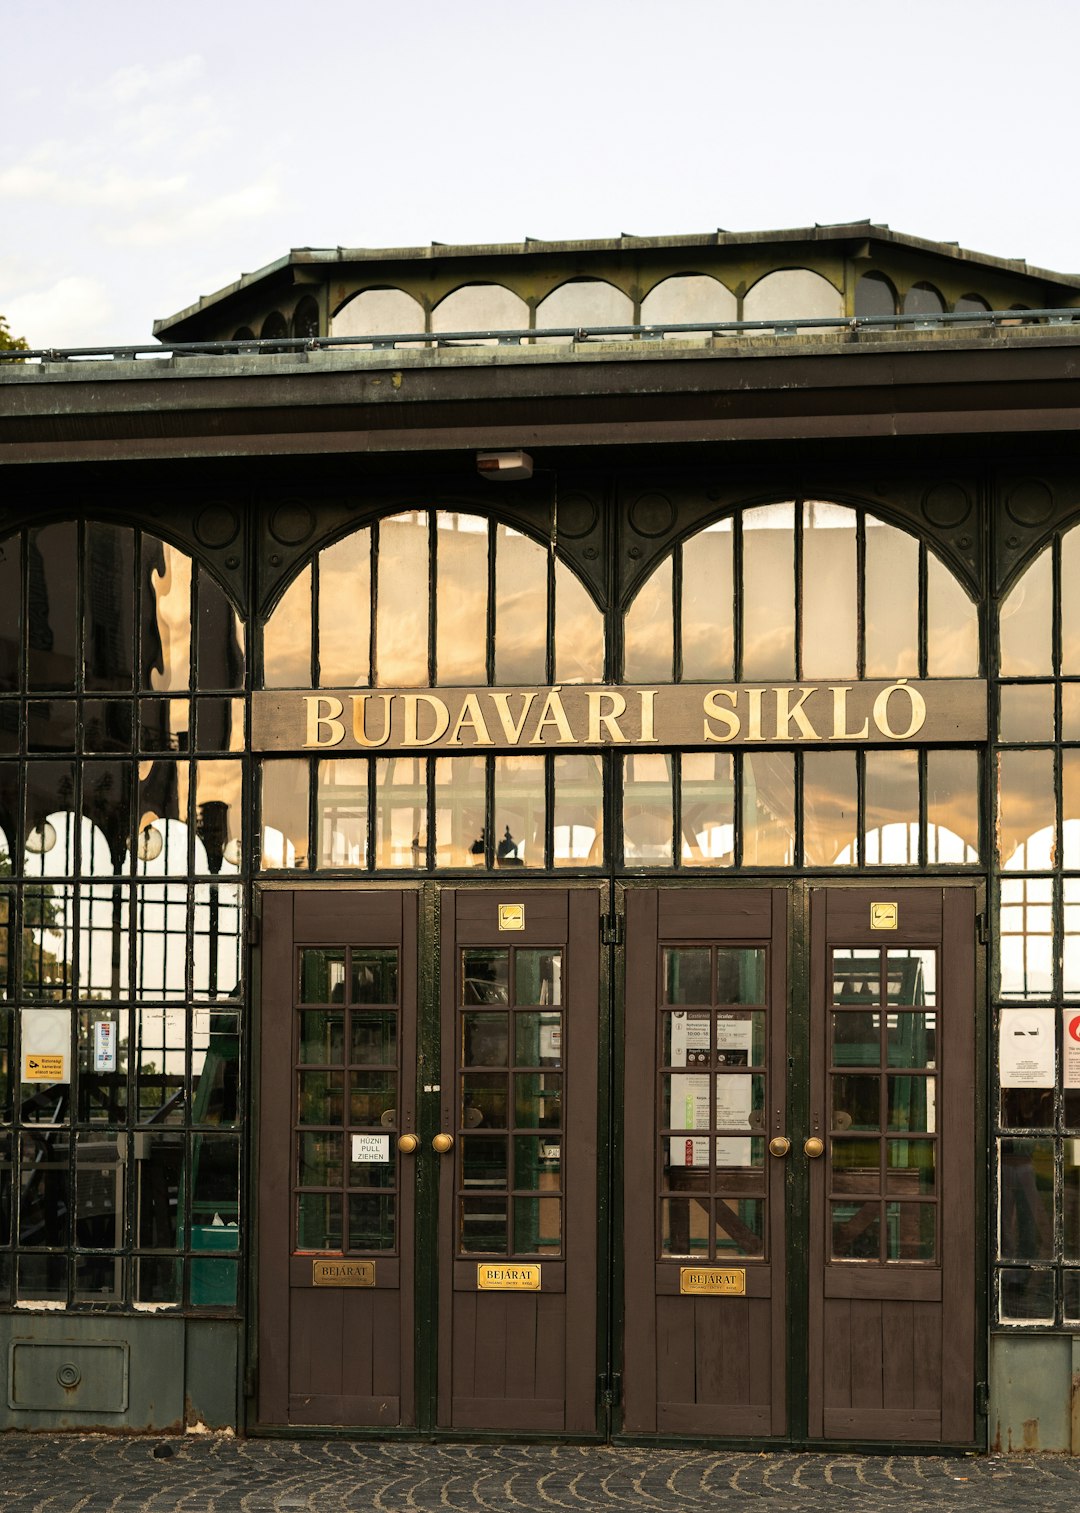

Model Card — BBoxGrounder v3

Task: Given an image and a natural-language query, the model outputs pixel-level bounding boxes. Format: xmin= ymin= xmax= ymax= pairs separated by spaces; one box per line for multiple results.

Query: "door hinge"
xmin=599 ymin=1371 xmax=622 ymax=1408
xmin=601 ymin=915 xmax=624 ymax=947
xmin=976 ymin=911 xmax=988 ymax=946
xmin=243 ymin=1362 xmax=258 ymax=1399
xmin=976 ymin=1380 xmax=989 ymax=1416
xmin=247 ymin=912 xmax=261 ymax=947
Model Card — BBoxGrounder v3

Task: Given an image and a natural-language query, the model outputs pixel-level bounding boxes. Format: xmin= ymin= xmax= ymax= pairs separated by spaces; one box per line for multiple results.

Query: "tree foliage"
xmin=0 ymin=316 xmax=29 ymax=356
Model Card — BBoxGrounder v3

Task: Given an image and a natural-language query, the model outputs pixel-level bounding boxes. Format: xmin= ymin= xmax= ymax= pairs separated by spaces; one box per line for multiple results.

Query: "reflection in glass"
xmin=28 ymin=524 xmax=78 ymax=692
xmin=375 ymin=757 xmax=427 ymax=868
xmin=1063 ymin=751 xmax=1080 ymax=869
xmin=664 ymin=949 xmax=711 ymax=1006
xmin=660 ymin=1196 xmax=708 ymax=1258
xmin=299 ymin=1011 xmax=344 ymax=1064
xmin=681 ymin=752 xmax=734 ymax=866
xmin=624 ymin=554 xmax=672 ymax=684
xmin=998 ymin=749 xmax=1055 ymax=868
xmin=927 ymin=750 xmax=979 ymax=862
xmin=886 ymin=1139 xmax=936 ymax=1195
xmin=85 ymin=525 xmax=135 ymax=691
xmin=515 ymin=1013 xmax=562 ymax=1067
xmin=515 ymin=1072 xmax=562 ymax=1128
xmin=435 ymin=756 xmax=486 ymax=867
xmin=864 ymin=750 xmax=919 ymax=865
xmin=999 ymin=1138 xmax=1054 ymax=1260
xmin=263 ymin=567 xmax=312 ymax=688
xmin=927 ymin=554 xmax=978 ymax=676
xmin=1064 ymin=685 xmax=1080 ymax=742
xmin=349 ymin=1070 xmax=395 ymax=1127
xmin=832 ymin=1140 xmax=880 ymax=1194
xmin=300 ymin=948 xmax=345 ymax=1004
xmin=886 ymin=1202 xmax=935 ymax=1261
xmin=318 ymin=760 xmax=367 ymax=868
xmin=196 ymin=571 xmax=245 ymax=691
xmin=0 ymin=539 xmax=20 ymax=692
xmin=717 ymin=949 xmax=766 ymax=1005
xmin=514 ymin=1194 xmax=561 ymax=1254
xmin=555 ymin=559 xmax=604 ymax=684
xmin=1065 ymin=880 xmax=1080 ymax=1000
xmin=803 ymin=751 xmax=857 ymax=866
xmin=495 ymin=524 xmax=546 ymax=686
xmin=462 ymin=1072 xmax=507 ymax=1129
xmin=715 ymin=1197 xmax=764 ymax=1256
xmin=742 ymin=503 xmax=794 ymax=680
xmin=682 ymin=521 xmax=733 ymax=680
xmin=999 ymin=877 xmax=1053 ymax=1000
xmin=999 ymin=684 xmax=1054 ymax=742
xmin=462 ymin=1135 xmax=506 ymax=1189
xmin=493 ymin=756 xmax=544 ymax=868
xmin=142 ymin=538 xmax=192 ymax=693
xmin=460 ymin=1196 xmax=507 ymax=1253
xmin=297 ymin=1193 xmax=342 ymax=1250
xmin=298 ymin=1070 xmax=344 ymax=1125
xmin=352 ymin=950 xmax=397 ymax=1004
xmin=999 ymin=547 xmax=1052 ymax=676
xmin=832 ymin=1073 xmax=880 ymax=1131
xmin=886 ymin=1014 xmax=937 ymax=1069
xmin=553 ymin=754 xmax=603 ymax=866
xmin=999 ymin=1267 xmax=1054 ymax=1322
xmin=436 ymin=514 xmax=488 ymax=684
xmin=350 ymin=1012 xmax=396 ymax=1065
xmin=463 ymin=1013 xmax=508 ymax=1068
xmin=802 ymin=501 xmax=856 ymax=678
xmin=377 ymin=514 xmax=429 ymax=687
xmin=868 ymin=516 xmax=919 ymax=678
xmin=260 ymin=759 xmax=308 ymax=870
xmin=1063 ymin=527 xmax=1080 ymax=673
xmin=195 ymin=761 xmax=241 ymax=873
xmin=831 ymin=1201 xmax=881 ymax=1260
xmin=623 ymin=754 xmax=673 ymax=864
xmin=742 ymin=752 xmax=794 ymax=865
xmin=318 ymin=530 xmax=370 ymax=687
xmin=887 ymin=1073 xmax=934 ymax=1133
xmin=515 ymin=949 xmax=561 ymax=1006
xmin=832 ymin=1010 xmax=879 ymax=1066
xmin=462 ymin=948 xmax=508 ymax=1005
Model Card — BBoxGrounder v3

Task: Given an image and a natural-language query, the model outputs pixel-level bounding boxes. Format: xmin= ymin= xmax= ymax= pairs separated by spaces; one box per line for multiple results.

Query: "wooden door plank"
xmin=821 ymin=1299 xmax=851 ymax=1410
xmin=913 ymin=1302 xmax=943 ymax=1412
xmin=881 ymin=1300 xmax=914 ymax=1410
xmin=504 ymin=1299 xmax=540 ymax=1401
xmin=535 ymin=1293 xmax=568 ymax=1406
xmin=849 ymin=1299 xmax=884 ymax=1411
xmin=693 ymin=1300 xmax=723 ymax=1406
xmin=341 ymin=1292 xmax=375 ymax=1399
xmin=748 ymin=1299 xmax=772 ymax=1410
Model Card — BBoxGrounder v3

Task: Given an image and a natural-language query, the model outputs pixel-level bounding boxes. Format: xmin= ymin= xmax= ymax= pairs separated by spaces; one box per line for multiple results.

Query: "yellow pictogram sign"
xmin=24 ymin=1054 xmax=65 ymax=1082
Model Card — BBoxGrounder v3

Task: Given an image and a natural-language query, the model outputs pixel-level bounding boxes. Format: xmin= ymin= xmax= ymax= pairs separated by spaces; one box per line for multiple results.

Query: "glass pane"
xmin=77 ymin=1008 xmax=128 ymax=1122
xmin=1063 ymin=751 xmax=1080 ymax=869
xmin=317 ymin=760 xmax=367 ymax=868
xmin=681 ymin=522 xmax=733 ymax=681
xmin=318 ymin=529 xmax=371 ymax=687
xmin=1065 ymin=1272 xmax=1080 ymax=1324
xmin=803 ymin=751 xmax=857 ymax=866
xmin=436 ymin=513 xmax=488 ymax=684
xmin=832 ymin=1011 xmax=880 ymax=1067
xmin=623 ymin=555 xmax=672 ymax=683
xmin=716 ymin=1073 xmax=765 ymax=1131
xmin=29 ymin=699 xmax=76 ymax=751
xmin=999 ymin=878 xmax=1054 ymax=1001
xmin=927 ymin=555 xmax=978 ymax=675
xmin=298 ymin=1071 xmax=343 ymax=1125
xmin=999 ymin=684 xmax=1054 ymax=742
xmin=136 ymin=1131 xmax=183 ymax=1246
xmin=514 ymin=1195 xmax=562 ymax=1254
xmin=515 ymin=950 xmax=561 ymax=1006
xmin=462 ymin=1012 xmax=508 ymax=1068
xmin=553 ymin=754 xmax=603 ymax=867
xmin=1066 ymin=879 xmax=1080 ymax=1001
xmin=886 ymin=1014 xmax=937 ymax=1069
xmin=885 ymin=1201 xmax=935 ymax=1261
xmin=1064 ymin=528 xmax=1080 ymax=672
xmin=494 ymin=524 xmax=546 ymax=685
xmin=998 ymin=750 xmax=1055 ymax=869
xmin=681 ymin=751 xmax=734 ymax=867
xmin=623 ymin=753 xmax=673 ymax=865
xmin=190 ymin=1135 xmax=240 ymax=1241
xmin=374 ymin=757 xmax=427 ymax=868
xmin=663 ymin=1070 xmax=709 ymax=1130
xmin=23 ymin=891 xmax=75 ymax=1000
xmin=300 ymin=948 xmax=345 ymax=1004
xmin=297 ymin=1192 xmax=342 ymax=1250
xmin=134 ymin=1009 xmax=185 ymax=1123
xmin=350 ymin=1012 xmax=396 ymax=1065
xmin=555 ymin=560 xmax=604 ymax=684
xmin=84 ymin=524 xmax=135 ymax=690
xmin=864 ymin=517 xmax=918 ymax=678
xmin=999 ymin=548 xmax=1052 ymax=676
xmin=927 ymin=749 xmax=979 ymax=863
xmin=1063 ymin=684 xmax=1080 ymax=741
xmin=462 ymin=949 xmax=508 ymax=1005
xmin=28 ymin=523 xmax=78 ymax=691
xmin=462 ymin=1072 xmax=507 ymax=1129
xmin=664 ymin=949 xmax=711 ymax=1006
xmin=660 ymin=1195 xmax=710 ymax=1258
xmin=1001 ymin=1085 xmax=1053 ymax=1127
xmin=999 ymin=1138 xmax=1054 ymax=1260
xmin=460 ymin=1195 xmax=507 ymax=1253
xmin=434 ymin=756 xmax=486 ymax=867
xmin=742 ymin=752 xmax=794 ymax=865
xmin=887 ymin=948 xmax=936 ymax=1007
xmin=194 ymin=760 xmax=241 ymax=873
xmin=299 ymin=1012 xmax=344 ymax=1064
xmin=832 ymin=1201 xmax=881 ymax=1260
xmin=0 ymin=537 xmax=21 ymax=692
xmin=887 ymin=1075 xmax=934 ymax=1132
xmin=83 ymin=700 xmax=133 ymax=754
xmin=999 ymin=1268 xmax=1054 ymax=1322
xmin=349 ymin=1194 xmax=395 ymax=1251
xmin=1065 ymin=1145 xmax=1080 ymax=1261
xmin=138 ymin=698 xmax=190 ymax=758
xmin=717 ymin=1013 xmax=765 ymax=1066
xmin=801 ymin=501 xmax=856 ymax=679
xmin=832 ymin=1140 xmax=880 ymax=1194
xmin=833 ymin=1074 xmax=880 ymax=1132
xmin=717 ymin=949 xmax=766 ymax=1005
xmin=299 ymin=1132 xmax=344 ymax=1187
xmin=197 ymin=571 xmax=245 ymax=691
xmin=462 ymin=1135 xmax=506 ymax=1189
xmin=715 ymin=1136 xmax=764 ymax=1174
xmin=742 ymin=503 xmax=794 ymax=680
xmin=515 ymin=1013 xmax=562 ymax=1068
xmin=351 ymin=950 xmax=397 ymax=1004
xmin=349 ymin=1071 xmax=395 ymax=1127
xmin=715 ymin=1197 xmax=764 ymax=1257
xmin=260 ymin=759 xmax=308 ymax=870
xmin=75 ymin=1132 xmax=124 ymax=1253
xmin=493 ymin=756 xmax=544 ymax=868
xmin=141 ymin=538 xmax=191 ymax=693
xmin=515 ymin=1072 xmax=562 ymax=1128
xmin=664 ymin=1011 xmax=711 ymax=1067
xmin=376 ymin=513 xmax=429 ymax=687
xmin=864 ymin=750 xmax=919 ymax=865
xmin=886 ymin=1139 xmax=936 ymax=1195
xmin=514 ymin=1134 xmax=560 ymax=1190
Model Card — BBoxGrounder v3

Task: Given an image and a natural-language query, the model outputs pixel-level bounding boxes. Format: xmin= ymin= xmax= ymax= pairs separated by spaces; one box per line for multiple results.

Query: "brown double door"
xmin=256 ymin=885 xmax=599 ymax=1434
xmin=622 ymin=884 xmax=978 ymax=1447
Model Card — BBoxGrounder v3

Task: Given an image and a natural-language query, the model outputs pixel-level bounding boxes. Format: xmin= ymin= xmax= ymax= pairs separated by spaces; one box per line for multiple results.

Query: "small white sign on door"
xmin=999 ymin=1008 xmax=1055 ymax=1088
xmin=351 ymin=1134 xmax=391 ymax=1163
xmin=93 ymin=1020 xmax=117 ymax=1073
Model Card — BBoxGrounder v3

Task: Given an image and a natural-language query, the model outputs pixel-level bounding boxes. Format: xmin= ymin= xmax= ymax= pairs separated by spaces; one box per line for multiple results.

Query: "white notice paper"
xmin=21 ymin=1008 xmax=70 ymax=1084
xmin=1063 ymin=1010 xmax=1080 ymax=1090
xmin=999 ymin=1008 xmax=1056 ymax=1088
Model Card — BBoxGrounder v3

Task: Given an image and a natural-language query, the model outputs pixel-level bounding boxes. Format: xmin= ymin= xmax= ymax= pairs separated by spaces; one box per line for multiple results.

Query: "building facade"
xmin=2 ymin=223 xmax=1080 ymax=1448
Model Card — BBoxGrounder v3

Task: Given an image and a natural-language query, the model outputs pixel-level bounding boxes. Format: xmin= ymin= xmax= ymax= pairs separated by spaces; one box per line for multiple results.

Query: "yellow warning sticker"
xmin=24 ymin=1054 xmax=65 ymax=1082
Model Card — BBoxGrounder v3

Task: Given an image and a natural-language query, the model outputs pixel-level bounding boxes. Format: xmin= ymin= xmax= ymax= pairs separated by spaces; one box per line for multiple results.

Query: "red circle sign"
xmin=1068 ymin=1014 xmax=1080 ymax=1044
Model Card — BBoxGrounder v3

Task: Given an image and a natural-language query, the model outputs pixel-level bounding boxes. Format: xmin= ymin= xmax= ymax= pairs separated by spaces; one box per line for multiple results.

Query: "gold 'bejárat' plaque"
xmin=679 ymin=1267 xmax=746 ymax=1295
xmin=477 ymin=1263 xmax=540 ymax=1290
xmin=870 ymin=901 xmax=898 ymax=930
xmin=312 ymin=1258 xmax=375 ymax=1287
xmin=498 ymin=904 xmax=525 ymax=932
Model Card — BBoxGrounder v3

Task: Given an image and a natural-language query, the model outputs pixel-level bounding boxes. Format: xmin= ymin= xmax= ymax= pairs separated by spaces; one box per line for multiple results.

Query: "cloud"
xmin=76 ymin=54 xmax=207 ymax=109
xmin=106 ymin=178 xmax=282 ymax=248
xmin=0 ymin=162 xmax=189 ymax=211
xmin=5 ymin=276 xmax=115 ymax=349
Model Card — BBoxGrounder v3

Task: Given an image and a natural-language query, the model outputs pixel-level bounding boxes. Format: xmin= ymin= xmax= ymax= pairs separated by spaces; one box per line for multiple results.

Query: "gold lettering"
xmin=489 ymin=691 xmax=537 ymax=745
xmin=304 ymin=695 xmax=346 ymax=748
xmin=528 ymin=689 xmax=575 ymax=745
xmin=830 ymin=686 xmax=869 ymax=740
xmin=872 ymin=679 xmax=927 ymax=741
xmin=403 ymin=694 xmax=451 ymax=746
xmin=447 ymin=693 xmax=494 ymax=746
xmin=639 ymin=689 xmax=658 ymax=743
xmin=350 ymin=693 xmax=393 ymax=748
xmin=587 ymin=690 xmax=628 ymax=744
xmin=703 ymin=688 xmax=740 ymax=743
xmin=747 ymin=687 xmax=765 ymax=742
xmin=774 ymin=686 xmax=820 ymax=740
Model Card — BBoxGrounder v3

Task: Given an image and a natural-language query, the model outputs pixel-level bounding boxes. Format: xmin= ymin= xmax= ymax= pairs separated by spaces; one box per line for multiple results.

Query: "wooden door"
xmin=437 ymin=888 xmax=600 ymax=1433
xmin=806 ymin=886 xmax=977 ymax=1445
xmin=257 ymin=889 xmax=418 ymax=1428
xmin=622 ymin=887 xmax=788 ymax=1436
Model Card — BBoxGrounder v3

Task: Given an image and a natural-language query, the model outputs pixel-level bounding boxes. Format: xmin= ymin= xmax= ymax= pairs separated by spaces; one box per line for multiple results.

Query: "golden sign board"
xmin=23 ymin=1054 xmax=65 ymax=1082
xmin=871 ymin=902 xmax=899 ymax=931
xmin=477 ymin=1263 xmax=541 ymax=1290
xmin=679 ymin=1267 xmax=746 ymax=1296
xmin=312 ymin=1259 xmax=375 ymax=1288
xmin=498 ymin=904 xmax=525 ymax=932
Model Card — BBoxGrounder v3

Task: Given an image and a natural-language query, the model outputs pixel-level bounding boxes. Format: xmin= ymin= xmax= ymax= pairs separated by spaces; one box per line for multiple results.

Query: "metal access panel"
xmin=9 ymin=1340 xmax=129 ymax=1413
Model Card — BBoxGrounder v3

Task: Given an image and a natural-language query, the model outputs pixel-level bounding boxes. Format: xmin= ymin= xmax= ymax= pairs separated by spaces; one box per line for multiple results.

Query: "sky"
xmin=3 ymin=0 xmax=1080 ymax=349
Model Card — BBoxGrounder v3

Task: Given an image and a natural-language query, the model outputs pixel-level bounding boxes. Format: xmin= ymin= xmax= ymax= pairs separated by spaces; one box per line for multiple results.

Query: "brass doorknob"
xmin=397 ymin=1134 xmax=419 ymax=1154
xmin=768 ymin=1136 xmax=791 ymax=1158
xmin=804 ymin=1136 xmax=825 ymax=1159
xmin=432 ymin=1132 xmax=454 ymax=1153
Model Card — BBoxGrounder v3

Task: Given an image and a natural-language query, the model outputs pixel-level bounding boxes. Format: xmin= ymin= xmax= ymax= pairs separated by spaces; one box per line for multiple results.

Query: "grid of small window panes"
xmin=658 ymin=945 xmax=768 ymax=1261
xmin=458 ymin=947 xmax=563 ymax=1257
xmin=0 ymin=520 xmax=245 ymax=1310
xmin=994 ymin=521 xmax=1080 ymax=1326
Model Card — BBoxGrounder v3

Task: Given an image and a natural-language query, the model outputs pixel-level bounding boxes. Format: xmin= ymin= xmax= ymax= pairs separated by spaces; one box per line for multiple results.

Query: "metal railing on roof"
xmin=2 ymin=308 xmax=1079 ymax=364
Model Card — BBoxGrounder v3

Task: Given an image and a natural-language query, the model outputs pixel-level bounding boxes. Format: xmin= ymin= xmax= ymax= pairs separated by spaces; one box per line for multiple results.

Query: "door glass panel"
xmin=514 ymin=1196 xmax=561 ymax=1254
xmin=515 ymin=1072 xmax=562 ymax=1128
xmin=298 ymin=1071 xmax=343 ymax=1125
xmin=298 ymin=1132 xmax=343 ymax=1187
xmin=832 ymin=1139 xmax=880 ymax=1193
xmin=886 ymin=1139 xmax=936 ymax=1195
xmin=885 ymin=1202 xmax=935 ymax=1261
xmin=350 ymin=1012 xmax=396 ymax=1065
xmin=462 ymin=949 xmax=508 ymax=1004
xmin=299 ymin=949 xmax=345 ymax=1004
xmin=462 ymin=1012 xmax=508 ymax=1067
xmin=351 ymin=949 xmax=397 ymax=1004
xmin=349 ymin=1195 xmax=394 ymax=1250
xmin=715 ymin=1136 xmax=765 ymax=1171
xmin=462 ymin=1072 xmax=507 ymax=1129
xmin=717 ymin=1013 xmax=764 ymax=1067
xmin=660 ymin=1195 xmax=709 ymax=1258
xmin=462 ymin=1135 xmax=507 ymax=1189
xmin=832 ymin=949 xmax=881 ymax=1004
xmin=832 ymin=1011 xmax=880 ymax=1066
xmin=717 ymin=948 xmax=766 ymax=1004
xmin=461 ymin=1196 xmax=507 ymax=1252
xmin=349 ymin=1071 xmax=395 ymax=1126
xmin=887 ymin=1075 xmax=935 ymax=1133
xmin=515 ymin=1013 xmax=562 ymax=1067
xmin=887 ymin=948 xmax=936 ymax=1005
xmin=832 ymin=1073 xmax=880 ymax=1131
xmin=664 ymin=948 xmax=711 ymax=1005
xmin=715 ymin=1198 xmax=764 ymax=1256
xmin=886 ymin=1013 xmax=937 ymax=1069
xmin=715 ymin=1072 xmax=765 ymax=1130
xmin=832 ymin=1201 xmax=881 ymax=1260
xmin=662 ymin=1073 xmax=709 ymax=1129
xmin=297 ymin=1192 xmax=341 ymax=1250
xmin=515 ymin=949 xmax=562 ymax=1006
xmin=299 ymin=1011 xmax=344 ymax=1064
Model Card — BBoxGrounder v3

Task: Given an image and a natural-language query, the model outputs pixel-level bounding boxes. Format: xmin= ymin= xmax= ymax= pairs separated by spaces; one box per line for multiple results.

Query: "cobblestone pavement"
xmin=2 ymin=1437 xmax=1080 ymax=1513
